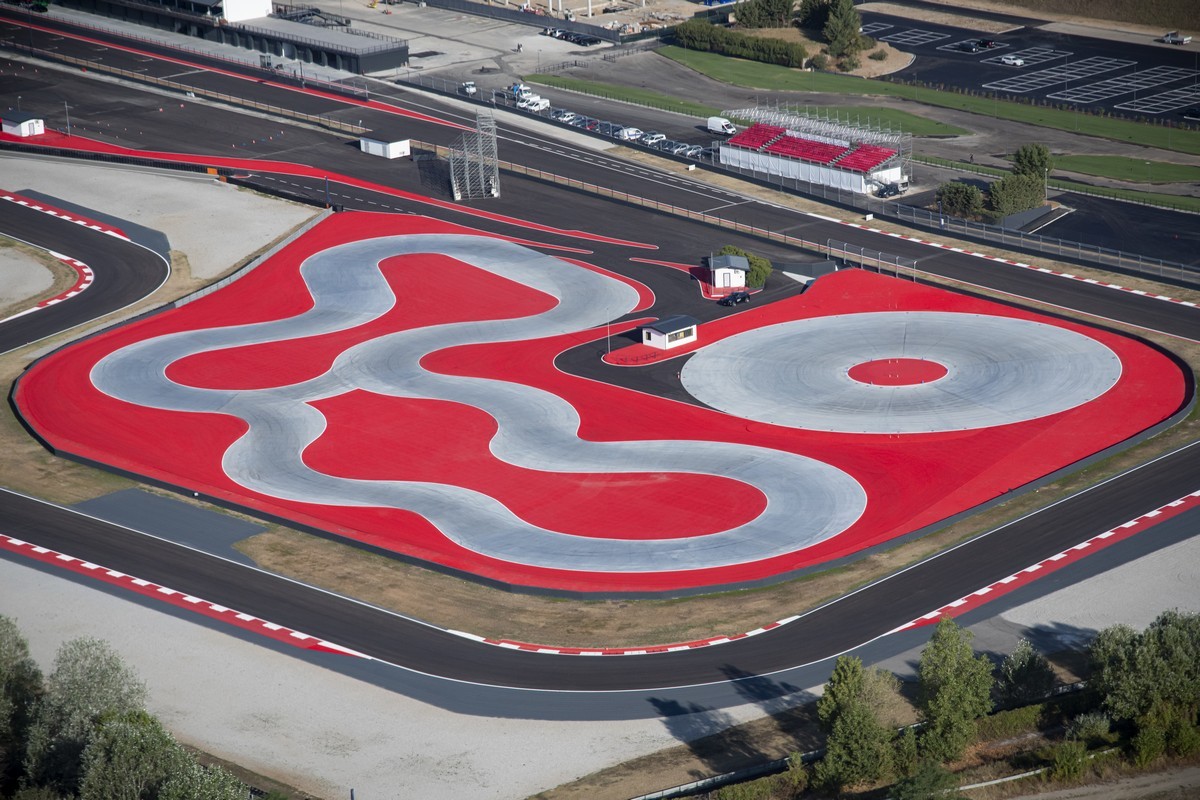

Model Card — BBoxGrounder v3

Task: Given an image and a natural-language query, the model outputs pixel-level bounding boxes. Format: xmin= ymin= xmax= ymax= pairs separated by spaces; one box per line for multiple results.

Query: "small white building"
xmin=359 ymin=138 xmax=411 ymax=159
xmin=709 ymin=254 xmax=748 ymax=290
xmin=220 ymin=0 xmax=272 ymax=22
xmin=641 ymin=315 xmax=700 ymax=351
xmin=2 ymin=112 xmax=45 ymax=138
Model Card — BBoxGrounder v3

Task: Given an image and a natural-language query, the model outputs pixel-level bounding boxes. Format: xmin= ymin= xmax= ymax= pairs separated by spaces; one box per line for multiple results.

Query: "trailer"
xmin=359 ymin=138 xmax=411 ymax=159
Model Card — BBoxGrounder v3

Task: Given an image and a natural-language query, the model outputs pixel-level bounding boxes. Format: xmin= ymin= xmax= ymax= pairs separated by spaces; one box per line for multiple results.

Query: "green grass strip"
xmin=529 ymin=74 xmax=718 ymax=118
xmin=659 ymin=46 xmax=1200 ymax=156
xmin=913 ymin=155 xmax=1200 ymax=213
xmin=1053 ymin=155 xmax=1200 ymax=184
xmin=529 ymin=76 xmax=968 ymax=136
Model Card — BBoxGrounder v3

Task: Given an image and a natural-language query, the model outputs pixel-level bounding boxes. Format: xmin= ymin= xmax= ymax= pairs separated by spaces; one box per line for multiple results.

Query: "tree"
xmin=1011 ymin=143 xmax=1053 ymax=180
xmin=936 ymin=181 xmax=984 ymax=219
xmin=814 ymin=656 xmax=899 ymax=792
xmin=1 ymin=616 xmax=44 ymax=796
xmin=997 ymin=638 xmax=1055 ymax=706
xmin=734 ymin=0 xmax=794 ymax=29
xmin=987 ymin=173 xmax=1044 ymax=217
xmin=891 ymin=759 xmax=963 ymax=800
xmin=23 ymin=638 xmax=147 ymax=795
xmin=78 ymin=711 xmax=187 ymax=800
xmin=814 ymin=701 xmax=893 ymax=793
xmin=823 ymin=0 xmax=862 ymax=59
xmin=917 ymin=617 xmax=994 ymax=762
xmin=1089 ymin=611 xmax=1200 ymax=724
xmin=795 ymin=0 xmax=831 ymax=31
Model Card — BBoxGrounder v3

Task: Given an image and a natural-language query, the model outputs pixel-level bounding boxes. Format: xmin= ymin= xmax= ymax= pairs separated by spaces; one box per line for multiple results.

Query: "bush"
xmin=891 ymin=760 xmax=962 ymax=800
xmin=1166 ymin=713 xmax=1200 ymax=757
xmin=1066 ymin=712 xmax=1111 ymax=747
xmin=976 ymin=703 xmax=1044 ymax=741
xmin=1131 ymin=721 xmax=1166 ymax=768
xmin=893 ymin=727 xmax=919 ymax=779
xmin=809 ymin=52 xmax=829 ymax=70
xmin=838 ymin=56 xmax=860 ymax=71
xmin=795 ymin=0 xmax=829 ymax=30
xmin=1051 ymin=739 xmax=1088 ymax=782
xmin=869 ymin=49 xmax=888 ymax=61
xmin=673 ymin=20 xmax=807 ymax=67
xmin=936 ymin=181 xmax=984 ymax=219
xmin=988 ymin=173 xmax=1044 ymax=217
xmin=998 ymin=639 xmax=1056 ymax=707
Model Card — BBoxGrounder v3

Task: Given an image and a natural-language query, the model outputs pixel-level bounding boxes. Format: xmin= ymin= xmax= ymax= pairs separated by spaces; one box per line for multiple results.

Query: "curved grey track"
xmin=682 ymin=312 xmax=1123 ymax=433
xmin=91 ymin=233 xmax=867 ymax=572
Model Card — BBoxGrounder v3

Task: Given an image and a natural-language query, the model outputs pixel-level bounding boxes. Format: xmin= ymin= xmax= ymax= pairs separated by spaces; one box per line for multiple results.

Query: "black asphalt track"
xmin=0 ymin=199 xmax=168 ymax=353
xmin=2 ymin=18 xmax=1200 ymax=706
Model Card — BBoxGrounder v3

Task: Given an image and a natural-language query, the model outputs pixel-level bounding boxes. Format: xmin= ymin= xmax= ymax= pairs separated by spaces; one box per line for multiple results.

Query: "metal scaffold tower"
xmin=448 ymin=112 xmax=500 ymax=201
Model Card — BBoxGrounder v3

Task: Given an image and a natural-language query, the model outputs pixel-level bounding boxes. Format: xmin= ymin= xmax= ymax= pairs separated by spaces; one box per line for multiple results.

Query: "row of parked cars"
xmin=540 ymin=27 xmax=603 ymax=46
xmin=538 ymin=104 xmax=715 ymax=158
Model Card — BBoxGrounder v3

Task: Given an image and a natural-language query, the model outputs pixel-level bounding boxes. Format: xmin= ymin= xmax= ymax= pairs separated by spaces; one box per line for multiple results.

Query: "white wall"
xmin=222 ymin=0 xmax=272 ymax=22
xmin=711 ymin=267 xmax=745 ymax=289
xmin=2 ymin=118 xmax=45 ymax=137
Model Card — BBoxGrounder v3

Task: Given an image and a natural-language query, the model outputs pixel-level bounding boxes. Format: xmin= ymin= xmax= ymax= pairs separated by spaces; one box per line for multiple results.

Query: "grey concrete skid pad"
xmin=681 ymin=311 xmax=1123 ymax=434
xmin=91 ymin=234 xmax=867 ymax=573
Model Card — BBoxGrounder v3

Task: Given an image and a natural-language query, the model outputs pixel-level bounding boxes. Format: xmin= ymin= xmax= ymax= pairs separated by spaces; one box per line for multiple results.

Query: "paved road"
xmin=0 ymin=200 xmax=168 ymax=354
xmin=1 ymin=16 xmax=1199 ymax=706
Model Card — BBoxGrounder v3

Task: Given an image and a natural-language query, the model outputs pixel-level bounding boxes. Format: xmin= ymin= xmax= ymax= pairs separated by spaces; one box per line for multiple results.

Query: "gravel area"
xmin=0 ymin=555 xmax=773 ymax=800
xmin=0 ymin=243 xmax=52 ymax=308
xmin=0 ymin=154 xmax=318 ymax=283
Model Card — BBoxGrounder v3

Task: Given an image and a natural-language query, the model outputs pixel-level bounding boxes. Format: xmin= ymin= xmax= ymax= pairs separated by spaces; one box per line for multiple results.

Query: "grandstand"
xmin=718 ymin=104 xmax=911 ymax=195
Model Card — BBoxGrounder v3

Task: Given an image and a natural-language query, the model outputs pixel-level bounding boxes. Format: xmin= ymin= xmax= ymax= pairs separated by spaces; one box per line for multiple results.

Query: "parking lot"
xmin=862 ymin=10 xmax=1200 ymax=122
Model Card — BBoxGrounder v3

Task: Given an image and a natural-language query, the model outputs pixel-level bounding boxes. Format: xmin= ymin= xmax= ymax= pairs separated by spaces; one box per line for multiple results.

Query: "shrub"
xmin=976 ymin=704 xmax=1043 ymax=741
xmin=1131 ymin=720 xmax=1166 ymax=768
xmin=893 ymin=727 xmax=919 ymax=779
xmin=998 ymin=639 xmax=1056 ymax=706
xmin=809 ymin=52 xmax=829 ymax=70
xmin=891 ymin=760 xmax=962 ymax=800
xmin=988 ymin=173 xmax=1044 ymax=217
xmin=869 ymin=49 xmax=888 ymax=61
xmin=1166 ymin=712 xmax=1200 ymax=757
xmin=838 ymin=56 xmax=860 ymax=72
xmin=1051 ymin=739 xmax=1088 ymax=782
xmin=674 ymin=20 xmax=807 ymax=67
xmin=717 ymin=245 xmax=772 ymax=288
xmin=936 ymin=181 xmax=984 ymax=219
xmin=1066 ymin=712 xmax=1111 ymax=747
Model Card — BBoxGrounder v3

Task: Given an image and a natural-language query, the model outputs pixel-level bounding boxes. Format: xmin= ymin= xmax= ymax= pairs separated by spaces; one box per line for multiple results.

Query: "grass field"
xmin=658 ymin=47 xmax=1200 ymax=156
xmin=529 ymin=75 xmax=970 ymax=136
xmin=1053 ymin=155 xmax=1200 ymax=184
xmin=914 ymin=154 xmax=1200 ymax=213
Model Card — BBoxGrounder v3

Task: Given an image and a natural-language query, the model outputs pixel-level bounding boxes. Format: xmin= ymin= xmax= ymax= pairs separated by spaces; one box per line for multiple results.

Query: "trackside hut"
xmin=1 ymin=112 xmax=45 ymax=138
xmin=709 ymin=254 xmax=748 ymax=290
xmin=641 ymin=315 xmax=700 ymax=350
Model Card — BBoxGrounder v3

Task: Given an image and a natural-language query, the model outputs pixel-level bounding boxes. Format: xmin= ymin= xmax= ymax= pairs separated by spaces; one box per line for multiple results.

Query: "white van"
xmin=707 ymin=116 xmax=736 ymax=135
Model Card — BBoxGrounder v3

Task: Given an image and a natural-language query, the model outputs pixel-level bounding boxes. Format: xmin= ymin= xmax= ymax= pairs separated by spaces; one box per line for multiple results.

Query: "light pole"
xmin=63 ymin=101 xmax=71 ymax=137
xmin=1044 ymin=167 xmax=1048 ymax=202
xmin=1145 ymin=161 xmax=1151 ymax=184
xmin=16 ymin=96 xmax=20 ymax=112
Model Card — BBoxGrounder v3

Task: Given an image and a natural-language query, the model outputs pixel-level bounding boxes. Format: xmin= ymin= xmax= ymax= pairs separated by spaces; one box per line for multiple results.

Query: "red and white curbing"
xmin=2 ymin=491 xmax=1196 ymax=659
xmin=2 ymin=191 xmax=131 ymax=240
xmin=889 ymin=489 xmax=1200 ymax=634
xmin=447 ymin=617 xmax=802 ymax=656
xmin=0 ymin=533 xmax=369 ymax=659
xmin=40 ymin=251 xmax=95 ymax=306
xmin=840 ymin=220 xmax=1197 ymax=309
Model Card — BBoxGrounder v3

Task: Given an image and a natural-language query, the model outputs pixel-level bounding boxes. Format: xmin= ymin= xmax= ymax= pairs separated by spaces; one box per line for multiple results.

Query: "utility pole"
xmin=63 ymin=101 xmax=71 ymax=137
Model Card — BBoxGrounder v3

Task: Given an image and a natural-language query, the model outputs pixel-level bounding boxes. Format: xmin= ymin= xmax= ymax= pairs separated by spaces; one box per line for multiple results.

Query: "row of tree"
xmin=744 ymin=610 xmax=1200 ymax=799
xmin=674 ymin=20 xmax=808 ymax=68
xmin=0 ymin=617 xmax=248 ymax=800
xmin=937 ymin=142 xmax=1055 ymax=221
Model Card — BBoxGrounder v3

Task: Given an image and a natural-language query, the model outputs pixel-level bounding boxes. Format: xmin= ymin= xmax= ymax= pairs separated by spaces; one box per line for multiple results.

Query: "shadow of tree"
xmin=647 ymin=698 xmax=766 ymax=778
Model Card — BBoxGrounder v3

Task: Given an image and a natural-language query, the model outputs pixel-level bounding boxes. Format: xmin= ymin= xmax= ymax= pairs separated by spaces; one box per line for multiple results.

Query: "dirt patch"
xmin=0 ymin=237 xmax=76 ymax=320
xmin=914 ymin=0 xmax=1197 ymax=35
xmin=737 ymin=26 xmax=913 ymax=77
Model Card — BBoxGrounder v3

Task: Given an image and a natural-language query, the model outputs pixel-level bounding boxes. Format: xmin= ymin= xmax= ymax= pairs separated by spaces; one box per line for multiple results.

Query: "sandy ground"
xmin=0 ymin=154 xmax=317 ymax=283
xmin=0 ymin=243 xmax=52 ymax=308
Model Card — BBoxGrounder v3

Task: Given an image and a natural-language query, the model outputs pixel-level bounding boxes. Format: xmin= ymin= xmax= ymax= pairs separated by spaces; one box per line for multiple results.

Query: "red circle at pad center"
xmin=847 ymin=358 xmax=948 ymax=386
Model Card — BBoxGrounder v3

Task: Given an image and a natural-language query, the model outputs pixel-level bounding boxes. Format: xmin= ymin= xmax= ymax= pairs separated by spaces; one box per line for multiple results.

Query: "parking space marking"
xmin=981 ymin=46 xmax=1072 ymax=67
xmin=860 ymin=22 xmax=893 ymax=35
xmin=1114 ymin=84 xmax=1200 ymax=114
xmin=879 ymin=28 xmax=951 ymax=46
xmin=937 ymin=39 xmax=1010 ymax=54
xmin=982 ymin=56 xmax=1136 ymax=93
xmin=1047 ymin=66 xmax=1198 ymax=103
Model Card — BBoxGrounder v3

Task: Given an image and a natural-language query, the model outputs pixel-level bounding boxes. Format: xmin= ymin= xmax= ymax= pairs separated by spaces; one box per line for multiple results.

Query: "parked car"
xmin=1160 ymin=31 xmax=1192 ymax=45
xmin=617 ymin=127 xmax=644 ymax=140
xmin=958 ymin=41 xmax=980 ymax=53
xmin=584 ymin=118 xmax=602 ymax=131
xmin=640 ymin=132 xmax=666 ymax=146
xmin=876 ymin=183 xmax=902 ymax=198
xmin=459 ymin=81 xmax=477 ymax=97
xmin=718 ymin=291 xmax=751 ymax=307
xmin=999 ymin=54 xmax=1025 ymax=66
xmin=654 ymin=139 xmax=678 ymax=151
xmin=670 ymin=142 xmax=691 ymax=155
xmin=597 ymin=121 xmax=618 ymax=136
xmin=553 ymin=110 xmax=578 ymax=123
xmin=684 ymin=144 xmax=705 ymax=158
xmin=977 ymin=39 xmax=999 ymax=48
xmin=568 ymin=116 xmax=593 ymax=128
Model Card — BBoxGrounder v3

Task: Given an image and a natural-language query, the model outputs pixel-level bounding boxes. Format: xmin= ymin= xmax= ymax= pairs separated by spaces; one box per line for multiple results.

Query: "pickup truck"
xmin=1160 ymin=31 xmax=1192 ymax=45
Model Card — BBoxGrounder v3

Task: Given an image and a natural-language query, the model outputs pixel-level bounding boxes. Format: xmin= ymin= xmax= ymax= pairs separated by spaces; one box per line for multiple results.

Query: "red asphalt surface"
xmin=848 ymin=358 xmax=949 ymax=386
xmin=12 ymin=213 xmax=1189 ymax=593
